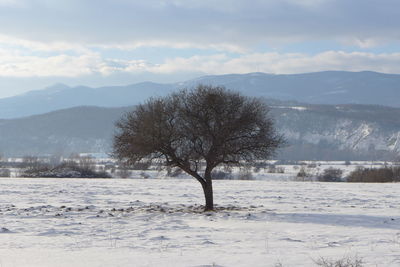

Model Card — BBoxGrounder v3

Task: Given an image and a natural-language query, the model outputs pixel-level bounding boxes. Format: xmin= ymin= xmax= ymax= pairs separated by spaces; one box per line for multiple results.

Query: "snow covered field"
xmin=0 ymin=178 xmax=399 ymax=267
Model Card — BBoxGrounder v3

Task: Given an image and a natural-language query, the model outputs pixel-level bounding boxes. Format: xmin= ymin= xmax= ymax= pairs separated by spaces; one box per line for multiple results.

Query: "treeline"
xmin=347 ymin=166 xmax=400 ymax=183
xmin=0 ymin=155 xmax=110 ymax=178
xmin=296 ymin=165 xmax=400 ymax=183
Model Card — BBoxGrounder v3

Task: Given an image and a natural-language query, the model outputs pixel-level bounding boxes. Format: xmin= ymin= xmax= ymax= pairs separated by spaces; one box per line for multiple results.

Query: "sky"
xmin=0 ymin=0 xmax=400 ymax=98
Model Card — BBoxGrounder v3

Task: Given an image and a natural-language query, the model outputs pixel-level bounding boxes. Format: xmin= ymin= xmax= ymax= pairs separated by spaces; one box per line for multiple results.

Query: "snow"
xmin=125 ymin=161 xmax=395 ymax=181
xmin=0 ymin=178 xmax=399 ymax=266
xmin=274 ymin=106 xmax=308 ymax=111
xmin=290 ymin=106 xmax=308 ymax=111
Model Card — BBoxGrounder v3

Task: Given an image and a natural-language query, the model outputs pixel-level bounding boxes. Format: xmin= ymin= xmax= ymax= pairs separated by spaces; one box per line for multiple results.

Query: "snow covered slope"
xmin=271 ymin=104 xmax=400 ymax=160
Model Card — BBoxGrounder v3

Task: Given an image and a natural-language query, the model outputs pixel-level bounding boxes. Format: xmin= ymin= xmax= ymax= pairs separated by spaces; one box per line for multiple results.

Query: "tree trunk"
xmin=202 ymin=181 xmax=213 ymax=211
xmin=202 ymin=171 xmax=214 ymax=211
xmin=179 ymin=165 xmax=214 ymax=211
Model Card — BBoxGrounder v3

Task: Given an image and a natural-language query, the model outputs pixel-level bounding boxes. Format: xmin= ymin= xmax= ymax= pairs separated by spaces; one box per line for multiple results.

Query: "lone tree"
xmin=113 ymin=85 xmax=283 ymax=211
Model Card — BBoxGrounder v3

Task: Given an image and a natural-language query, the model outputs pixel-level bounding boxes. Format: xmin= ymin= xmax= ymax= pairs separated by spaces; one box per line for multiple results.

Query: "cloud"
xmin=1 ymin=48 xmax=400 ymax=78
xmin=144 ymin=51 xmax=400 ymax=75
xmin=0 ymin=49 xmax=104 ymax=77
xmin=96 ymin=41 xmax=247 ymax=54
xmin=1 ymin=0 xmax=398 ymax=98
xmin=0 ymin=0 xmax=399 ymax=49
xmin=0 ymin=34 xmax=89 ymax=53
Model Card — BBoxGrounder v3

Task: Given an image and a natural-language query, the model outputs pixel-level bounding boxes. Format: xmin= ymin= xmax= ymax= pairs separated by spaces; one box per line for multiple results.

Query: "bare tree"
xmin=113 ymin=85 xmax=284 ymax=211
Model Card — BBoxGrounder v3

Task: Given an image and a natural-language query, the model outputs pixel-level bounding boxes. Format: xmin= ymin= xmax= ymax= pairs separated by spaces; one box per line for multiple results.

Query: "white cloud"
xmin=1 ymin=0 xmax=399 ymax=97
xmin=131 ymin=51 xmax=400 ymax=75
xmin=96 ymin=40 xmax=247 ymax=54
xmin=0 ymin=49 xmax=104 ymax=77
xmin=1 ymin=49 xmax=400 ymax=78
xmin=0 ymin=33 xmax=247 ymax=55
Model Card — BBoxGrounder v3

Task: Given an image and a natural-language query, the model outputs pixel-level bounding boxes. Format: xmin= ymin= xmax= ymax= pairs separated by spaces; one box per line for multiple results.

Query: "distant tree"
xmin=116 ymin=162 xmax=131 ymax=178
xmin=317 ymin=167 xmax=343 ymax=182
xmin=20 ymin=156 xmax=49 ymax=173
xmin=395 ymin=154 xmax=400 ymax=166
xmin=113 ymin=85 xmax=284 ymax=211
xmin=0 ymin=168 xmax=10 ymax=177
xmin=296 ymin=166 xmax=312 ymax=181
xmin=237 ymin=168 xmax=254 ymax=180
xmin=49 ymin=154 xmax=63 ymax=168
xmin=69 ymin=154 xmax=95 ymax=171
xmin=19 ymin=159 xmax=110 ymax=178
xmin=347 ymin=166 xmax=400 ymax=183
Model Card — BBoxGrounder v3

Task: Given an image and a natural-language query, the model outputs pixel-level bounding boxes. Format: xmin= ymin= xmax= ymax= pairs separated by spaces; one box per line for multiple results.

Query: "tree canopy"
xmin=113 ymin=85 xmax=284 ymax=210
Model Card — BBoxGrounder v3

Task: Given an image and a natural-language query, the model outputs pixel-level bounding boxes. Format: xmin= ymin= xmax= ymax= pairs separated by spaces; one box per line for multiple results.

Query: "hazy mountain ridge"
xmin=0 ymin=106 xmax=131 ymax=156
xmin=1 ymin=71 xmax=400 ymax=119
xmin=0 ymin=82 xmax=175 ymax=119
xmin=183 ymin=71 xmax=400 ymax=107
xmin=1 ymin=103 xmax=399 ymax=160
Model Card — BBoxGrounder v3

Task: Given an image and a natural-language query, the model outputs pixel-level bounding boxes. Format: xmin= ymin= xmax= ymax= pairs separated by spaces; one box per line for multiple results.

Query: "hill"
xmin=1 ymin=103 xmax=399 ymax=160
xmin=1 ymin=71 xmax=399 ymax=119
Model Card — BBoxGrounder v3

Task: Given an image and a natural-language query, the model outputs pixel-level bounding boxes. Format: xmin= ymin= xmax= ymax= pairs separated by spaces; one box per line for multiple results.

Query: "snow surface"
xmin=125 ymin=162 xmax=392 ymax=181
xmin=0 ymin=178 xmax=399 ymax=267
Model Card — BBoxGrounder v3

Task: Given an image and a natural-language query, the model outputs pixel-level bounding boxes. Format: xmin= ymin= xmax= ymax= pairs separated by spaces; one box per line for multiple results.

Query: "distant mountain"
xmin=271 ymin=103 xmax=400 ymax=160
xmin=1 ymin=103 xmax=399 ymax=160
xmin=1 ymin=71 xmax=400 ymax=119
xmin=0 ymin=106 xmax=131 ymax=157
xmin=183 ymin=71 xmax=400 ymax=107
xmin=0 ymin=82 xmax=175 ymax=119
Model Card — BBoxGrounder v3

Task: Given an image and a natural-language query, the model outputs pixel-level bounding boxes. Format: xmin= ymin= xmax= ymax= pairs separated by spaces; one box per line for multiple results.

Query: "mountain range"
xmin=0 ymin=70 xmax=399 ymax=160
xmin=0 ymin=102 xmax=399 ymax=160
xmin=1 ymin=71 xmax=400 ymax=119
